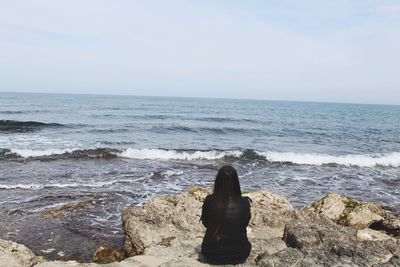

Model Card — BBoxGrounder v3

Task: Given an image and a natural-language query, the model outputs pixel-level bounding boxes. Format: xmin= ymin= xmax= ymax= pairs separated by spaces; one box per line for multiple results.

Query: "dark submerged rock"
xmin=92 ymin=245 xmax=125 ymax=263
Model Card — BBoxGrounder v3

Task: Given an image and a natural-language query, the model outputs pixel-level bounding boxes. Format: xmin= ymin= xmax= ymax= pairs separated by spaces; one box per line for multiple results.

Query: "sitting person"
xmin=200 ymin=165 xmax=252 ymax=265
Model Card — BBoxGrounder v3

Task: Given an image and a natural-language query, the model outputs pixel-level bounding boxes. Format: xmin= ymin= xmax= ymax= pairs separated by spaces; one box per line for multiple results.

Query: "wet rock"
xmin=41 ymin=199 xmax=96 ymax=219
xmin=92 ymin=245 xmax=125 ymax=263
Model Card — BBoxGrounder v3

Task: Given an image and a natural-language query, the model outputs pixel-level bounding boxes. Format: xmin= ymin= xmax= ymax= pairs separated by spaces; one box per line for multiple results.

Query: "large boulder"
xmin=0 ymin=239 xmax=44 ymax=267
xmin=307 ymin=193 xmax=386 ymax=229
xmin=122 ymin=187 xmax=208 ymax=258
xmin=256 ymin=209 xmax=400 ymax=266
xmin=245 ymin=191 xmax=295 ymax=259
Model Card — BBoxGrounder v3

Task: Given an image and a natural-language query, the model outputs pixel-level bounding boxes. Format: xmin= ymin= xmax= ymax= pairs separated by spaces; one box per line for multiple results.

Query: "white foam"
xmin=0 ymin=172 xmax=175 ymax=191
xmin=258 ymin=151 xmax=400 ymax=167
xmin=119 ymin=148 xmax=242 ymax=160
xmin=49 ymin=181 xmax=117 ymax=188
xmin=41 ymin=248 xmax=56 ymax=254
xmin=0 ymin=181 xmax=117 ymax=190
xmin=163 ymin=170 xmax=184 ymax=176
xmin=0 ymin=184 xmax=44 ymax=190
xmin=0 ymin=182 xmax=109 ymax=190
xmin=5 ymin=146 xmax=400 ymax=167
xmin=10 ymin=148 xmax=75 ymax=157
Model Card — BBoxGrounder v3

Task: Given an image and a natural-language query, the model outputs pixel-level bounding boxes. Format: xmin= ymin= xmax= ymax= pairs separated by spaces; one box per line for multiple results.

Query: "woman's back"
xmin=201 ymin=194 xmax=251 ymax=264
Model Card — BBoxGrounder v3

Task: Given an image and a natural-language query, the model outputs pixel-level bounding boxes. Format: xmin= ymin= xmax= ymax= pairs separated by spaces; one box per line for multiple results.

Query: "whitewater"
xmin=4 ymin=147 xmax=400 ymax=167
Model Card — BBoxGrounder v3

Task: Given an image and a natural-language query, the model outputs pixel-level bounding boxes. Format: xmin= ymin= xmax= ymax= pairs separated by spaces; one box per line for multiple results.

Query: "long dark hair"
xmin=211 ymin=165 xmax=242 ymax=240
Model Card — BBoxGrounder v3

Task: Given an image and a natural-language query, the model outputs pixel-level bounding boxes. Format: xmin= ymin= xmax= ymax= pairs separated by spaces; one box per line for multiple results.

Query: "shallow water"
xmin=0 ymin=92 xmax=399 ymax=261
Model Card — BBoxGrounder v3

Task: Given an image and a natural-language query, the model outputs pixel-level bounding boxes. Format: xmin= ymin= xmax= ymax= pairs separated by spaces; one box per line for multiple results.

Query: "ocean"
xmin=1 ymin=92 xmax=400 ymax=261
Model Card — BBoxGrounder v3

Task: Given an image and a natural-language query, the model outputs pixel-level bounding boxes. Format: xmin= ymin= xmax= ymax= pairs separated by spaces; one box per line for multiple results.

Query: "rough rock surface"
xmin=307 ymin=192 xmax=386 ymax=229
xmin=2 ymin=188 xmax=400 ymax=267
xmin=256 ymin=209 xmax=400 ymax=266
xmin=381 ymin=217 xmax=400 ymax=237
xmin=0 ymin=239 xmax=44 ymax=267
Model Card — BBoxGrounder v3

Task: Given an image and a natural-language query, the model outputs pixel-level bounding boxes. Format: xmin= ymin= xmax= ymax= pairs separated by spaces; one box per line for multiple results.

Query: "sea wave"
xmin=194 ymin=117 xmax=258 ymax=123
xmin=0 ymin=181 xmax=116 ymax=190
xmin=150 ymin=125 xmax=257 ymax=134
xmin=5 ymin=148 xmax=119 ymax=160
xmin=151 ymin=126 xmax=197 ymax=133
xmin=119 ymin=148 xmax=242 ymax=160
xmin=117 ymin=149 xmax=400 ymax=167
xmin=0 ymin=170 xmax=184 ymax=190
xmin=259 ymin=151 xmax=400 ymax=167
xmin=0 ymin=110 xmax=51 ymax=114
xmin=0 ymin=111 xmax=25 ymax=114
xmin=0 ymin=120 xmax=64 ymax=132
xmin=1 ymin=147 xmax=399 ymax=167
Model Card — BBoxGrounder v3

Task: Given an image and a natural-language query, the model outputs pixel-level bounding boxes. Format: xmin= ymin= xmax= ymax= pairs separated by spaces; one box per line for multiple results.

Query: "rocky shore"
xmin=1 ymin=187 xmax=399 ymax=267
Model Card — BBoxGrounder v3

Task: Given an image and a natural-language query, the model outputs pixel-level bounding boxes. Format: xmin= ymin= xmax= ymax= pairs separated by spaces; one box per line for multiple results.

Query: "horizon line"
xmin=0 ymin=90 xmax=399 ymax=107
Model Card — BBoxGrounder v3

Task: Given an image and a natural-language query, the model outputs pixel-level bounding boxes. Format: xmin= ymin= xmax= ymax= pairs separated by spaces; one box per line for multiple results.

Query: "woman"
xmin=201 ymin=165 xmax=252 ymax=265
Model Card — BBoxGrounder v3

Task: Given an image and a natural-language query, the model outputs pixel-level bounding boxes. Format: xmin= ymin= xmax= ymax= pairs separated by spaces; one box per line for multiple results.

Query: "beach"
xmin=1 ymin=92 xmax=400 ymax=261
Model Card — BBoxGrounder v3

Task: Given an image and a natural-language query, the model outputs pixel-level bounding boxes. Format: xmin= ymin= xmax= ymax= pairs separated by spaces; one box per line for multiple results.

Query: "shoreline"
xmin=1 ymin=187 xmax=399 ymax=266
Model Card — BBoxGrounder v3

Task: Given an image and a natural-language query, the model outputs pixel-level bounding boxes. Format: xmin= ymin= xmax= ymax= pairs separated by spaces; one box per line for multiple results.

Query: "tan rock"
xmin=246 ymin=191 xmax=295 ymax=236
xmin=308 ymin=193 xmax=387 ymax=229
xmin=35 ymin=258 xmax=138 ymax=267
xmin=260 ymin=209 xmax=400 ymax=267
xmin=357 ymin=228 xmax=394 ymax=242
xmin=308 ymin=192 xmax=345 ymax=221
xmin=0 ymin=239 xmax=43 ymax=267
xmin=344 ymin=205 xmax=384 ymax=229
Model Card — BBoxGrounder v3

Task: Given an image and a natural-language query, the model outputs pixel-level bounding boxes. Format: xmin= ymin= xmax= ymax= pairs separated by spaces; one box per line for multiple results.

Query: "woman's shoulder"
xmin=239 ymin=195 xmax=252 ymax=206
xmin=204 ymin=194 xmax=251 ymax=205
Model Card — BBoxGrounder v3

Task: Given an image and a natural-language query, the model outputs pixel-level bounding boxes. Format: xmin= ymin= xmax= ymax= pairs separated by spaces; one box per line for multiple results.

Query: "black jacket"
xmin=201 ymin=194 xmax=252 ymax=264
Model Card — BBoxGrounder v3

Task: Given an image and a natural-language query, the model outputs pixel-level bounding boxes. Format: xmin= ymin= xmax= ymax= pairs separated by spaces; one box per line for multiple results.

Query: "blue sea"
xmin=1 ymin=92 xmax=400 ymax=260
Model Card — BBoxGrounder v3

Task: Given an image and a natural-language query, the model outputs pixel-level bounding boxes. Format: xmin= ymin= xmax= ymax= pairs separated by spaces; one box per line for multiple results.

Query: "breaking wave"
xmin=119 ymin=148 xmax=242 ymax=160
xmin=1 ymin=147 xmax=399 ymax=167
xmin=2 ymin=148 xmax=119 ymax=160
xmin=119 ymin=149 xmax=400 ymax=167
xmin=259 ymin=151 xmax=400 ymax=167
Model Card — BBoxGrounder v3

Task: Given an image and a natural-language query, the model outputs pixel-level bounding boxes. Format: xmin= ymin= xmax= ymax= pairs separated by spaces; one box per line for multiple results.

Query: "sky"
xmin=0 ymin=0 xmax=400 ymax=105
